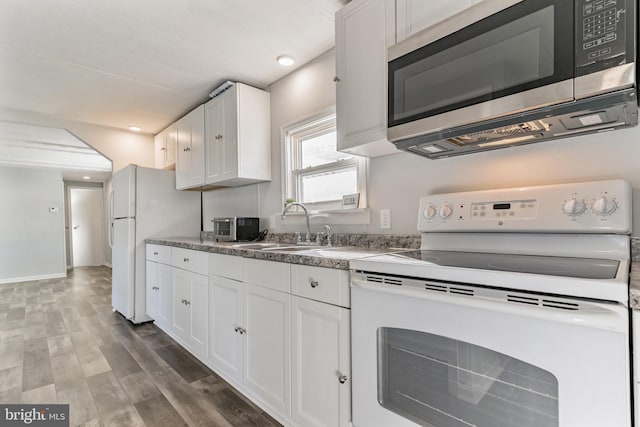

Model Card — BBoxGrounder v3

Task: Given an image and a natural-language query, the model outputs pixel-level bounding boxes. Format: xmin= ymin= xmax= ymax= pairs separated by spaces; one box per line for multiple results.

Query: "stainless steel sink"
xmin=260 ymin=245 xmax=326 ymax=252
xmin=230 ymin=242 xmax=282 ymax=249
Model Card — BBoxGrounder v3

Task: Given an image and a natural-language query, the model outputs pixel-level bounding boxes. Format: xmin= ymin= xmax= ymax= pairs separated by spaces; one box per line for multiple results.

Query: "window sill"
xmin=275 ymin=208 xmax=370 ymax=226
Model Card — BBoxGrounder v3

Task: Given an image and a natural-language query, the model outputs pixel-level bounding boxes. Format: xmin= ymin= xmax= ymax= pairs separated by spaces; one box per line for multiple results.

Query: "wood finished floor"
xmin=0 ymin=266 xmax=282 ymax=427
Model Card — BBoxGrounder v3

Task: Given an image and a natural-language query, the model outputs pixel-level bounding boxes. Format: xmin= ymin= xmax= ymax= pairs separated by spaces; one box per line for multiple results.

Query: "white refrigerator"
xmin=111 ymin=164 xmax=200 ymax=323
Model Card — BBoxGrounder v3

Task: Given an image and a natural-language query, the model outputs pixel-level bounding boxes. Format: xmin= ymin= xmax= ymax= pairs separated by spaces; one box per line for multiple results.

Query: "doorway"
xmin=69 ymin=187 xmax=106 ymax=267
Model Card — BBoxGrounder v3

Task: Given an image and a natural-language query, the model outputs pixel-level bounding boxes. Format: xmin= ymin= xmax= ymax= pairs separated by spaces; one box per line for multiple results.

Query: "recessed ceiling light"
xmin=82 ymin=176 xmax=91 ymax=180
xmin=128 ymin=126 xmax=142 ymax=132
xmin=277 ymin=55 xmax=295 ymax=66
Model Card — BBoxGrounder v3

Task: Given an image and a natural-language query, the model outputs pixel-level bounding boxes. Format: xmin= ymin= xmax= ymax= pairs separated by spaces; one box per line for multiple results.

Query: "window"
xmin=283 ymin=109 xmax=367 ymax=211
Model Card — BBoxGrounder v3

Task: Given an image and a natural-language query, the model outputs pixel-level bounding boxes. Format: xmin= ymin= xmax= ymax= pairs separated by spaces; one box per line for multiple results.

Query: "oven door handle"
xmin=350 ymin=278 xmax=627 ymax=332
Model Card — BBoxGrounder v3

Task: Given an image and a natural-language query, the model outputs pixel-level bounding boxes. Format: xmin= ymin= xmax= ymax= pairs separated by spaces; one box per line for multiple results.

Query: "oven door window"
xmin=377 ymin=327 xmax=558 ymax=427
xmin=388 ymin=0 xmax=573 ymax=127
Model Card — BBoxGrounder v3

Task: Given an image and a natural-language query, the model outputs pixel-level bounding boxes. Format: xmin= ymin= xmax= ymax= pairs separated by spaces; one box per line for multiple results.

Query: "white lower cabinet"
xmin=292 ymin=296 xmax=351 ymax=427
xmin=171 ymin=267 xmax=208 ymax=359
xmin=208 ymin=274 xmax=244 ymax=384
xmin=147 ymin=245 xmax=351 ymax=426
xmin=244 ymin=283 xmax=291 ymax=418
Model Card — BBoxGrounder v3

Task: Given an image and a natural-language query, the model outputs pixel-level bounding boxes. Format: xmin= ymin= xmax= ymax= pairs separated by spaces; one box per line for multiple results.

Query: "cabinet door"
xmin=335 ymin=0 xmax=397 ymax=157
xmin=189 ymin=272 xmax=208 ymax=359
xmin=157 ymin=263 xmax=172 ymax=329
xmin=208 ymin=275 xmax=244 ymax=384
xmin=244 ymin=284 xmax=291 ymax=417
xmin=154 ymin=130 xmax=167 ymax=169
xmin=292 ymin=296 xmax=351 ymax=427
xmin=176 ymin=105 xmax=205 ymax=189
xmin=145 ymin=260 xmax=159 ymax=319
xmin=396 ymin=0 xmax=474 ymax=42
xmin=164 ymin=124 xmax=177 ymax=169
xmin=171 ymin=268 xmax=191 ymax=343
xmin=204 ymin=96 xmax=223 ymax=183
xmin=219 ymin=88 xmax=238 ymax=180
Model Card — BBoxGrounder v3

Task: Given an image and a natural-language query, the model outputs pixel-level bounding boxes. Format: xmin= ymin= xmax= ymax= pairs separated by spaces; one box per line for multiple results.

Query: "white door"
xmin=171 ymin=268 xmax=191 ymax=343
xmin=157 ymin=263 xmax=172 ymax=329
xmin=208 ymin=275 xmax=244 ymax=384
xmin=70 ymin=187 xmax=106 ymax=267
xmin=244 ymin=283 xmax=291 ymax=416
xmin=292 ymin=296 xmax=351 ymax=427
xmin=351 ymin=278 xmax=631 ymax=427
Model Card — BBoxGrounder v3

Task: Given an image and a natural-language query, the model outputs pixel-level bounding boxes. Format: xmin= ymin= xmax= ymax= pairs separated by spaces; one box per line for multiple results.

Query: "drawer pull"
xmin=153 ymin=251 xmax=159 ymax=255
xmin=183 ymin=257 xmax=190 ymax=262
xmin=310 ymin=279 xmax=319 ymax=288
xmin=238 ymin=327 xmax=246 ymax=335
xmin=152 ymin=286 xmax=159 ymax=290
xmin=184 ymin=300 xmax=191 ymax=306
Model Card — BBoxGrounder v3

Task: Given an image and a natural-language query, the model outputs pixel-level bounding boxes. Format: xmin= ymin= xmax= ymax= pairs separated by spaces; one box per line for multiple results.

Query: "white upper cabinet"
xmin=175 ymin=105 xmax=205 ymax=190
xmin=396 ymin=0 xmax=482 ymax=42
xmin=335 ymin=0 xmax=399 ymax=158
xmin=204 ymin=83 xmax=271 ymax=187
xmin=154 ymin=124 xmax=177 ymax=170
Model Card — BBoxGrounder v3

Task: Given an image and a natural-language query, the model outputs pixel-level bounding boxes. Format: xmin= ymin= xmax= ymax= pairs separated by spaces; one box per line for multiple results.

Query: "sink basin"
xmin=230 ymin=242 xmax=282 ymax=249
xmin=261 ymin=245 xmax=325 ymax=252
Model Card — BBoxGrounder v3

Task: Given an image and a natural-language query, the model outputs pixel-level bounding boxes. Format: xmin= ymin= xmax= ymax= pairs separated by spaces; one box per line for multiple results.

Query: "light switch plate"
xmin=380 ymin=208 xmax=391 ymax=229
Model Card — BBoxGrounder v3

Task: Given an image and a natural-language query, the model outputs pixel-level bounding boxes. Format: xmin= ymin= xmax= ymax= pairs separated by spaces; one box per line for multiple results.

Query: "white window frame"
xmin=282 ymin=106 xmax=368 ymax=212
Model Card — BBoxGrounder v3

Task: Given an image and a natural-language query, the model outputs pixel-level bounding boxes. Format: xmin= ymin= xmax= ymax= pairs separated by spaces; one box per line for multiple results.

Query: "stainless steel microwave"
xmin=387 ymin=0 xmax=638 ymax=159
xmin=212 ymin=217 xmax=260 ymax=242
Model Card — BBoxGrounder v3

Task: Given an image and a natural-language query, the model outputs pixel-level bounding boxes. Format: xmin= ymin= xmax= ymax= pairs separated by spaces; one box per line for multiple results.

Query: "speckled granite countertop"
xmin=145 ymin=234 xmax=419 ymax=270
xmin=629 ymin=238 xmax=640 ymax=308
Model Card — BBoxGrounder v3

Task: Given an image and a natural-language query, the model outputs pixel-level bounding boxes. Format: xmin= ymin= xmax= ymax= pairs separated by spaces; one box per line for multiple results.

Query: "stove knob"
xmin=423 ymin=205 xmax=436 ymax=219
xmin=439 ymin=204 xmax=453 ymax=219
xmin=592 ymin=197 xmax=617 ymax=215
xmin=562 ymin=199 xmax=586 ymax=216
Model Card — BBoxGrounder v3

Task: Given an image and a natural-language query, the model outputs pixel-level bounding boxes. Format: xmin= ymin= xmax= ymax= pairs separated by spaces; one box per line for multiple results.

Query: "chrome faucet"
xmin=281 ymin=202 xmax=313 ymax=245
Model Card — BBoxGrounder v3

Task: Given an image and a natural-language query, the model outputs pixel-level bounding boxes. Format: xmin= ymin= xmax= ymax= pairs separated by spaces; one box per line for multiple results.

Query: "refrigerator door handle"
xmin=108 ymin=190 xmax=114 ymax=248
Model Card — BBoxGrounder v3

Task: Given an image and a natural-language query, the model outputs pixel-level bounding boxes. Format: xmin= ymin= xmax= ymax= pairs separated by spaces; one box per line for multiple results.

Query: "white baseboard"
xmin=0 ymin=272 xmax=67 ymax=285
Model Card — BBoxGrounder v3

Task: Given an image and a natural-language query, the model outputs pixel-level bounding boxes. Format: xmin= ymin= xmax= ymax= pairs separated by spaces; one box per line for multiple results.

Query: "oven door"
xmin=213 ymin=218 xmax=235 ymax=241
xmin=387 ymin=0 xmax=574 ymax=140
xmin=351 ymin=275 xmax=631 ymax=427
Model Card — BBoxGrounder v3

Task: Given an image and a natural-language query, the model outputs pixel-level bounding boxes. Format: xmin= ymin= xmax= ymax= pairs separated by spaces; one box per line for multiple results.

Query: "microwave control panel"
xmin=576 ymin=0 xmax=630 ymax=69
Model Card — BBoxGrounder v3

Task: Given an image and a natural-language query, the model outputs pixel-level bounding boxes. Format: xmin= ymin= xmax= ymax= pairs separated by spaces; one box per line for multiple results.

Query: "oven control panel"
xmin=418 ymin=179 xmax=631 ymax=233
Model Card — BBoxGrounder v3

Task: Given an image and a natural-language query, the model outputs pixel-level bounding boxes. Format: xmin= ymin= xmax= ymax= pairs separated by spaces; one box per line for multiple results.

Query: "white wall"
xmin=0 ymin=166 xmax=66 ymax=283
xmin=205 ymin=48 xmax=640 ymax=238
xmin=0 ymin=107 xmax=154 ymax=172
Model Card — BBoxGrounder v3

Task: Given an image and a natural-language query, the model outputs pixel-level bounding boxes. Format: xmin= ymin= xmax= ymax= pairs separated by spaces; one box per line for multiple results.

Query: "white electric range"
xmin=350 ymin=179 xmax=632 ymax=427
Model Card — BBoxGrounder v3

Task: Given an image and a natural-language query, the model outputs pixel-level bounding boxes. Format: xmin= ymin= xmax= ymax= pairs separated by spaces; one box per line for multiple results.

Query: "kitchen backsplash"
xmin=200 ymin=231 xmax=421 ymax=249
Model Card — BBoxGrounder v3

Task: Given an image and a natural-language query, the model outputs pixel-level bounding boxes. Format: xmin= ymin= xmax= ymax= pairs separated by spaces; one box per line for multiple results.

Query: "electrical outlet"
xmin=269 ymin=215 xmax=276 ymax=229
xmin=380 ymin=208 xmax=391 ymax=229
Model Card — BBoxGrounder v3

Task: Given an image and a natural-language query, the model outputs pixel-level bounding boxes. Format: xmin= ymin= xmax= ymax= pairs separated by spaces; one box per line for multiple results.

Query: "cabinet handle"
xmin=153 ymin=251 xmax=159 ymax=255
xmin=185 ymin=300 xmax=191 ymax=306
xmin=152 ymin=286 xmax=159 ymax=290
xmin=338 ymin=374 xmax=348 ymax=384
xmin=160 ymin=147 xmax=166 ymax=151
xmin=333 ymin=76 xmax=340 ymax=82
xmin=309 ymin=279 xmax=319 ymax=288
xmin=181 ymin=299 xmax=186 ymax=304
xmin=234 ymin=326 xmax=240 ymax=333
xmin=238 ymin=327 xmax=246 ymax=335
xmin=183 ymin=257 xmax=190 ymax=262
xmin=183 ymin=147 xmax=191 ymax=152
xmin=215 ymin=134 xmax=223 ymax=140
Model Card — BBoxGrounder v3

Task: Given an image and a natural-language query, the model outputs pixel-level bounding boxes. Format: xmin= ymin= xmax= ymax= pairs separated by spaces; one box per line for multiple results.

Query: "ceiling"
xmin=0 ymin=121 xmax=113 ymax=182
xmin=0 ymin=0 xmax=346 ymax=135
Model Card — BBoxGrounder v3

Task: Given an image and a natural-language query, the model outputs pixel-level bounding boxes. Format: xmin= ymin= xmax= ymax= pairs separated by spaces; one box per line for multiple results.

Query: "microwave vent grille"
xmin=447 ymin=120 xmax=551 ymax=146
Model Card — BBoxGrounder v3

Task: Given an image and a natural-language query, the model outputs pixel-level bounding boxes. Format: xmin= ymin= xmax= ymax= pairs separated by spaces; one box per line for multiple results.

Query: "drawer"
xmin=242 ymin=258 xmax=290 ymax=293
xmin=171 ymin=248 xmax=209 ymax=275
xmin=291 ymin=265 xmax=350 ymax=308
xmin=146 ymin=244 xmax=171 ymax=264
xmin=209 ymin=253 xmax=242 ymax=281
